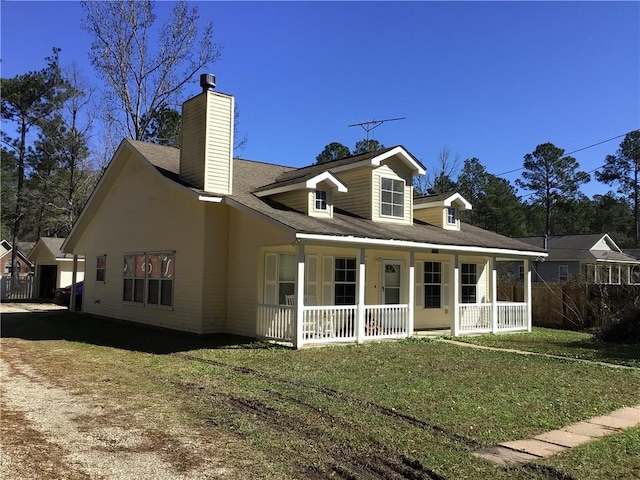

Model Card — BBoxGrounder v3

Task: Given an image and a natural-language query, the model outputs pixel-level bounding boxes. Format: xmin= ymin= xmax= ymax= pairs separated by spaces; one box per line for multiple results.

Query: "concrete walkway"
xmin=474 ymin=405 xmax=640 ymax=465
xmin=441 ymin=339 xmax=639 ymax=370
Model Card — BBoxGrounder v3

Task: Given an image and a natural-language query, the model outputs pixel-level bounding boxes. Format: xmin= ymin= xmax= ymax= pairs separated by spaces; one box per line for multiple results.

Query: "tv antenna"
xmin=348 ymin=117 xmax=406 ymax=142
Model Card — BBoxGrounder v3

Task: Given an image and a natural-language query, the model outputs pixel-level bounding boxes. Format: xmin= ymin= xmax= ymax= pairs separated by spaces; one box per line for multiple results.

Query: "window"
xmin=518 ymin=264 xmax=525 ymax=282
xmin=315 ymin=189 xmax=328 ymax=211
xmin=334 ymin=257 xmax=356 ymax=305
xmin=123 ymin=252 xmax=174 ymax=307
xmin=461 ymin=263 xmax=477 ymax=303
xmin=4 ymin=260 xmax=21 ymax=274
xmin=446 ymin=207 xmax=456 ymax=225
xmin=380 ymin=177 xmax=404 ymax=218
xmin=96 ymin=255 xmax=106 ymax=282
xmin=558 ymin=265 xmax=569 ymax=282
xmin=278 ymin=254 xmax=295 ymax=305
xmin=424 ymin=261 xmax=441 ymax=308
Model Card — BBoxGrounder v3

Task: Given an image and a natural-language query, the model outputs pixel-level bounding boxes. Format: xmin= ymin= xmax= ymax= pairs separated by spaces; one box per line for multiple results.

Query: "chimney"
xmin=179 ymin=73 xmax=234 ymax=194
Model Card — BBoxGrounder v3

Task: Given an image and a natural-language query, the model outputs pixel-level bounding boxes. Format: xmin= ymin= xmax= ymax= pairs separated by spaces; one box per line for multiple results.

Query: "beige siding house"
xmin=63 ymin=75 xmax=547 ymax=347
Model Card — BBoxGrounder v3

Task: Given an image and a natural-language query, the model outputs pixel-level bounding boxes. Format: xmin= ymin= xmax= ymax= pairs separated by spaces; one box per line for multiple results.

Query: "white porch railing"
xmin=257 ymin=303 xmax=409 ymax=346
xmin=497 ymin=302 xmax=527 ymax=331
xmin=256 ymin=304 xmax=294 ymax=342
xmin=458 ymin=302 xmax=528 ymax=335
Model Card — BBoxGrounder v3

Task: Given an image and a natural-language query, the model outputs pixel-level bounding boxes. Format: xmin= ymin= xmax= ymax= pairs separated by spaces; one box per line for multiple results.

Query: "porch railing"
xmin=364 ymin=305 xmax=409 ymax=339
xmin=302 ymin=305 xmax=357 ymax=343
xmin=458 ymin=302 xmax=528 ymax=334
xmin=256 ymin=304 xmax=293 ymax=342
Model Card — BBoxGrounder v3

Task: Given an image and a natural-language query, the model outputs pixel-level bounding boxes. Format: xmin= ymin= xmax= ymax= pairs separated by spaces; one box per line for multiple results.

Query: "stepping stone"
xmin=499 ymin=439 xmax=568 ymax=458
xmin=587 ymin=414 xmax=639 ymax=429
xmin=534 ymin=430 xmax=593 ymax=448
xmin=562 ymin=421 xmax=617 ymax=438
xmin=473 ymin=446 xmax=538 ymax=465
xmin=607 ymin=406 xmax=640 ymax=422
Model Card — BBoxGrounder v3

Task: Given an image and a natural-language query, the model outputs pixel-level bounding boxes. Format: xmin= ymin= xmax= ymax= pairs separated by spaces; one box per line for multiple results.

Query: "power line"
xmin=495 ymin=131 xmax=635 ymax=177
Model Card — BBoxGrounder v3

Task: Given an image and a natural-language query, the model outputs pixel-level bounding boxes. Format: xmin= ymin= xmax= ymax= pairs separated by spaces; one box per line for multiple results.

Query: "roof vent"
xmin=200 ymin=73 xmax=216 ymax=92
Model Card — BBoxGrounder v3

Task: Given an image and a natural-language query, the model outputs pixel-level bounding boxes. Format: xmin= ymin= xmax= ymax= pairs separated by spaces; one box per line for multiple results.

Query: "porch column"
xmin=452 ymin=255 xmax=460 ymax=336
xmin=490 ymin=257 xmax=498 ymax=333
xmin=70 ymin=254 xmax=79 ymax=312
xmin=356 ymin=248 xmax=366 ymax=343
xmin=524 ymin=259 xmax=532 ymax=332
xmin=408 ymin=251 xmax=415 ymax=338
xmin=294 ymin=243 xmax=305 ymax=349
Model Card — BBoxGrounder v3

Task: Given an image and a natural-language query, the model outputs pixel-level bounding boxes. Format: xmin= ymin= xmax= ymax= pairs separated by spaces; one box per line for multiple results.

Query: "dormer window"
xmin=380 ymin=177 xmax=404 ymax=218
xmin=315 ymin=189 xmax=328 ymax=211
xmin=447 ymin=207 xmax=456 ymax=225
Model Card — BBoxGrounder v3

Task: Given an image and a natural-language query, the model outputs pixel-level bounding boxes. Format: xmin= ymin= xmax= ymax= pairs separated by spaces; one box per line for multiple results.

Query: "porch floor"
xmin=414 ymin=329 xmax=451 ymax=337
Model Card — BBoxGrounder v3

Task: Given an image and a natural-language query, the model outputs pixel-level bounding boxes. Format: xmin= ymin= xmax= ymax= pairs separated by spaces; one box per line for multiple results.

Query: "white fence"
xmin=0 ymin=276 xmax=35 ymax=301
xmin=458 ymin=302 xmax=528 ymax=335
xmin=256 ymin=304 xmax=293 ymax=342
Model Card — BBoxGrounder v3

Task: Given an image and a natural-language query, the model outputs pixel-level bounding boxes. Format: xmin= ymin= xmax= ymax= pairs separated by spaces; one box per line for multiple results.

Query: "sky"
xmin=1 ymin=1 xmax=639 ymax=199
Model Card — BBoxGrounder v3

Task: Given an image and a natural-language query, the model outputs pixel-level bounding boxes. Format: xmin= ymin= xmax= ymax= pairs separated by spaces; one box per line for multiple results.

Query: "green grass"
xmin=455 ymin=327 xmax=640 ymax=367
xmin=3 ymin=312 xmax=640 ymax=479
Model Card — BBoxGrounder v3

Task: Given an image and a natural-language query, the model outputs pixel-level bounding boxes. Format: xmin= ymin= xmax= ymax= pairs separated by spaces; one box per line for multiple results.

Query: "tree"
xmin=141 ymin=107 xmax=181 ymax=147
xmin=595 ymin=130 xmax=640 ymax=246
xmin=81 ymin=0 xmax=221 ymax=142
xmin=1 ymin=48 xmax=67 ymax=280
xmin=516 ymin=142 xmax=590 ymax=236
xmin=316 ymin=142 xmax=351 ymax=164
xmin=353 ymin=139 xmax=385 ymax=155
xmin=414 ymin=148 xmax=459 ymax=196
xmin=590 ymin=194 xmax=634 ymax=247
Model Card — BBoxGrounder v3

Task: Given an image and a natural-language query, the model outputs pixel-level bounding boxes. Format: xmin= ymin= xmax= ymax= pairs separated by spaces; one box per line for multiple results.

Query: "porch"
xmin=257 ymin=301 xmax=529 ymax=347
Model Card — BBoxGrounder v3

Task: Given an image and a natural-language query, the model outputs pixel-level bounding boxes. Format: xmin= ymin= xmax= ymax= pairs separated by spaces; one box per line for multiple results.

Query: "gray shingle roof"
xmin=130 ymin=141 xmax=544 ymax=254
xmin=514 ymin=235 xmax=640 ymax=263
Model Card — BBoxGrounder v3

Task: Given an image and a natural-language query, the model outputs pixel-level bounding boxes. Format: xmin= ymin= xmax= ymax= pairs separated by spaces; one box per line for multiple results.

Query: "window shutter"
xmin=264 ymin=253 xmax=278 ymax=304
xmin=414 ymin=261 xmax=424 ymax=308
xmin=322 ymin=256 xmax=334 ymax=305
xmin=305 ymin=255 xmax=318 ymax=304
xmin=477 ymin=262 xmax=487 ymax=303
xmin=442 ymin=262 xmax=450 ymax=307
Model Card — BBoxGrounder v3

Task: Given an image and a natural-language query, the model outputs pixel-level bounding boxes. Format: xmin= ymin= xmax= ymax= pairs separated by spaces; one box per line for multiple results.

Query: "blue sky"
xmin=2 ymin=1 xmax=639 ymax=198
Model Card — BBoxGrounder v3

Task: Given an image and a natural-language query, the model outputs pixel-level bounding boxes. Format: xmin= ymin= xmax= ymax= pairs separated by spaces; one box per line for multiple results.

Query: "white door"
xmin=382 ymin=262 xmax=401 ymax=304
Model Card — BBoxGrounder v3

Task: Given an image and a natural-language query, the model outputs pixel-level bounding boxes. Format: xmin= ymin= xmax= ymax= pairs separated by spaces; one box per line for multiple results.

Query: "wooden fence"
xmin=499 ymin=282 xmax=640 ymax=330
xmin=1 ymin=276 xmax=36 ymax=301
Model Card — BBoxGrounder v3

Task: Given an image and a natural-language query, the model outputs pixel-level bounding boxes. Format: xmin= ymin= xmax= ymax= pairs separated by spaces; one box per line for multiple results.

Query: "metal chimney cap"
xmin=200 ymin=73 xmax=216 ymax=92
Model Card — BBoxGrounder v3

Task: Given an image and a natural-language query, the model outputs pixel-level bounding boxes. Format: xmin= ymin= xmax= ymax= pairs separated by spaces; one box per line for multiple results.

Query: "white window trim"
xmin=123 ymin=251 xmax=175 ymax=309
xmin=314 ymin=189 xmax=329 ymax=211
xmin=96 ymin=254 xmax=106 ymax=283
xmin=379 ymin=176 xmax=405 ymax=219
xmin=446 ymin=207 xmax=456 ymax=225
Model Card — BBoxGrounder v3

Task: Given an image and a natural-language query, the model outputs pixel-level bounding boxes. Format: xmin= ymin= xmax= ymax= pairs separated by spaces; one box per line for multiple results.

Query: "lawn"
xmin=2 ymin=311 xmax=640 ymax=479
xmin=456 ymin=327 xmax=640 ymax=368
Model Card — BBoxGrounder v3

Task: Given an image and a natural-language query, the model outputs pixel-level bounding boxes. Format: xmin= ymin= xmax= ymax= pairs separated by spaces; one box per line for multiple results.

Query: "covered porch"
xmin=256 ymin=238 xmax=534 ymax=348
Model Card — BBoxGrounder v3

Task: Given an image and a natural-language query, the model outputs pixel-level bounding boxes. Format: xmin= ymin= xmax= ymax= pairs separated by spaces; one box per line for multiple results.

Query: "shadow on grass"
xmin=544 ymin=339 xmax=640 ymax=365
xmin=0 ymin=310 xmax=285 ymax=354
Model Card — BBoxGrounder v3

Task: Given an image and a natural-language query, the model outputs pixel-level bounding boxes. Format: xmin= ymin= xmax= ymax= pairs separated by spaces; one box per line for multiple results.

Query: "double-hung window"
xmin=123 ymin=252 xmax=174 ymax=307
xmin=380 ymin=177 xmax=404 ymax=218
xmin=424 ymin=261 xmax=441 ymax=308
xmin=264 ymin=253 xmax=295 ymax=305
xmin=461 ymin=263 xmax=477 ymax=303
xmin=315 ymin=189 xmax=328 ymax=211
xmin=334 ymin=257 xmax=356 ymax=305
xmin=558 ymin=265 xmax=569 ymax=282
xmin=447 ymin=207 xmax=456 ymax=225
xmin=96 ymin=255 xmax=106 ymax=282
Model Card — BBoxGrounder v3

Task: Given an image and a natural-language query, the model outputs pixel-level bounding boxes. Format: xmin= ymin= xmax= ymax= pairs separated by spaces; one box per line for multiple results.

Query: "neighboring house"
xmin=0 ymin=239 xmax=33 ymax=277
xmin=514 ymin=234 xmax=640 ymax=284
xmin=28 ymin=237 xmax=85 ymax=299
xmin=62 ymin=76 xmax=547 ymax=348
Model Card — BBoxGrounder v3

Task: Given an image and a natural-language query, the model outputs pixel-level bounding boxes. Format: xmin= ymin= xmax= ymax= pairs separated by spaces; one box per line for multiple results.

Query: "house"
xmin=0 ymin=239 xmax=33 ymax=277
xmin=62 ymin=75 xmax=547 ymax=348
xmin=514 ymin=234 xmax=640 ymax=284
xmin=27 ymin=237 xmax=85 ymax=299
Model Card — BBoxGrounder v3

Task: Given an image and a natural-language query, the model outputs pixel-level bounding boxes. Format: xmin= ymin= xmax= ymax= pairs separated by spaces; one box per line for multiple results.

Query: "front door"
xmin=382 ymin=261 xmax=401 ymax=304
xmin=39 ymin=265 xmax=57 ymax=298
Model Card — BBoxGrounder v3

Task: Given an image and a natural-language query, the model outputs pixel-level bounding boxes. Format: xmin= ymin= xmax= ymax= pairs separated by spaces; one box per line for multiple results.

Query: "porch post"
xmin=294 ymin=243 xmax=305 ymax=349
xmin=524 ymin=259 xmax=532 ymax=332
xmin=490 ymin=257 xmax=498 ymax=334
xmin=408 ymin=251 xmax=415 ymax=338
xmin=452 ymin=255 xmax=460 ymax=336
xmin=70 ymin=254 xmax=79 ymax=312
xmin=356 ymin=248 xmax=366 ymax=343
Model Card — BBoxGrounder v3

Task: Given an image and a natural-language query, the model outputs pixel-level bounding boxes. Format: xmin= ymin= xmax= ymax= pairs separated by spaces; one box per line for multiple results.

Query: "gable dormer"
xmin=413 ymin=192 xmax=472 ymax=230
xmin=254 ymin=171 xmax=347 ymax=218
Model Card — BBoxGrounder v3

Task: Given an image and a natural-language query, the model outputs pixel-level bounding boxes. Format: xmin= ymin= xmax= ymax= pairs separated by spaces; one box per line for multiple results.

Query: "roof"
xmin=128 ymin=141 xmax=545 ymax=256
xmin=30 ymin=237 xmax=85 ymax=261
xmin=0 ymin=239 xmax=34 ymax=265
xmin=515 ymin=234 xmax=640 ymax=264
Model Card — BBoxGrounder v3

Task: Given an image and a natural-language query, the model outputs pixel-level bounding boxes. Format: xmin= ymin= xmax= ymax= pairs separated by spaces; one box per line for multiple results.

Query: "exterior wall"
xmin=73 ymin=151 xmax=207 ymax=333
xmin=0 ymin=252 xmax=32 ymax=277
xmin=271 ymin=190 xmax=309 ymax=214
xmin=180 ymin=90 xmax=234 ymax=195
xmin=372 ymin=159 xmax=413 ymax=224
xmin=413 ymin=207 xmax=445 ymax=226
xmin=332 ymin=167 xmax=372 ymax=219
xmin=58 ymin=260 xmax=84 ymax=288
xmin=226 ymin=208 xmax=293 ymax=337
xmin=201 ymin=203 xmax=230 ymax=333
xmin=531 ymin=261 xmax=581 ymax=283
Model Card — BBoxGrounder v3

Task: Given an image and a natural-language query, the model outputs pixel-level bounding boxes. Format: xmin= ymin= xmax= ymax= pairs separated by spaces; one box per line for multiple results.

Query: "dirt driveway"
xmin=0 ymin=303 xmax=233 ymax=479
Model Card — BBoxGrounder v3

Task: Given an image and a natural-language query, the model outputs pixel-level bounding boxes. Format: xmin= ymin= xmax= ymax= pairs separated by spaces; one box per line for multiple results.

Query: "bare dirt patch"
xmin=1 ymin=342 xmax=230 ymax=480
